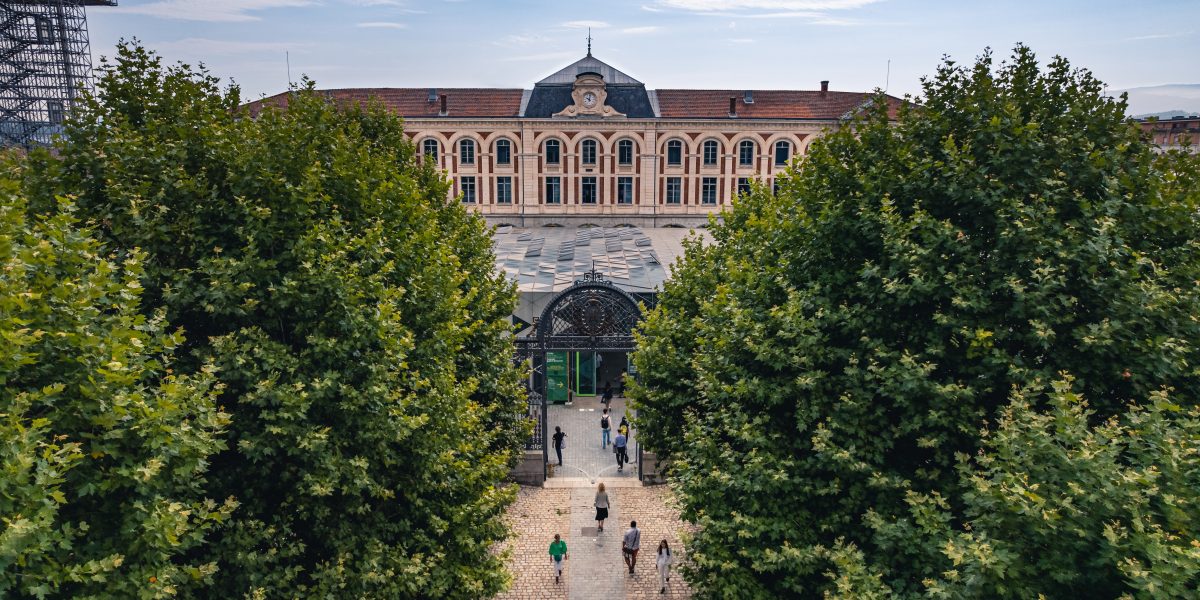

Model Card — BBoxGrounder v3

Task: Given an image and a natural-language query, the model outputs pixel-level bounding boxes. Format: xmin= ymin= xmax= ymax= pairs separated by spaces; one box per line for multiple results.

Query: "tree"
xmin=20 ymin=43 xmax=527 ymax=598
xmin=631 ymin=46 xmax=1200 ymax=597
xmin=0 ymin=177 xmax=231 ymax=599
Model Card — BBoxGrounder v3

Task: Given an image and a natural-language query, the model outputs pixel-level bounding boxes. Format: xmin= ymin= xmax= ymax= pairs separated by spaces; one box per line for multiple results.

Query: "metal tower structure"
xmin=0 ymin=1 xmax=116 ymax=148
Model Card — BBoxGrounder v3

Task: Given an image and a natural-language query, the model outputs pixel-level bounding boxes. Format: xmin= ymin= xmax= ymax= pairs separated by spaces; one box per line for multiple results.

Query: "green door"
xmin=575 ymin=351 xmax=596 ymax=396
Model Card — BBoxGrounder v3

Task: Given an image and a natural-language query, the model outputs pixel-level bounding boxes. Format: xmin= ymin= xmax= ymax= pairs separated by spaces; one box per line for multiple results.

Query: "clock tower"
xmin=553 ymin=71 xmax=625 ymax=119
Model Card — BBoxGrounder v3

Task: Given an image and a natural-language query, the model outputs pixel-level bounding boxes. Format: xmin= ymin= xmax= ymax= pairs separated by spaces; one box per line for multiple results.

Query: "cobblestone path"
xmin=547 ymin=394 xmax=638 ymax=482
xmin=494 ymin=483 xmax=696 ymax=600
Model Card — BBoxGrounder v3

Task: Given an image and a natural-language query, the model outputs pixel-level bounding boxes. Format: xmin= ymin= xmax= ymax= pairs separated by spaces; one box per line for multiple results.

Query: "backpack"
xmin=601 ymin=416 xmax=610 ymax=429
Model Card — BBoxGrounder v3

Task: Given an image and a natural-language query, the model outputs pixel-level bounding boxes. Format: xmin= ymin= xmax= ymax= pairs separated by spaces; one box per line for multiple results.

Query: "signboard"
xmin=546 ymin=352 xmax=569 ymax=403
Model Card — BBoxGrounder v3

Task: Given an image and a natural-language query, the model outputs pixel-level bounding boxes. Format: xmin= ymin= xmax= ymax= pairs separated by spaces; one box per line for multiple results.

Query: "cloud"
xmin=1123 ymin=31 xmax=1194 ymax=42
xmin=502 ymin=51 xmax=579 ymax=62
xmin=726 ymin=37 xmax=755 ymax=44
xmin=620 ymin=26 xmax=662 ymax=34
xmin=111 ymin=0 xmax=314 ymax=22
xmin=657 ymin=0 xmax=880 ymax=9
xmin=497 ymin=33 xmax=553 ymax=47
xmin=151 ymin=38 xmax=312 ymax=57
xmin=357 ymin=21 xmax=408 ymax=29
xmin=561 ymin=20 xmax=611 ymax=29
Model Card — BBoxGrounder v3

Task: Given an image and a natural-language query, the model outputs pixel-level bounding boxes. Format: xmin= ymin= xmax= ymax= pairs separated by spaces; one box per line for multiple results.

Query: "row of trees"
xmin=632 ymin=46 xmax=1200 ymax=598
xmin=2 ymin=43 xmax=527 ymax=598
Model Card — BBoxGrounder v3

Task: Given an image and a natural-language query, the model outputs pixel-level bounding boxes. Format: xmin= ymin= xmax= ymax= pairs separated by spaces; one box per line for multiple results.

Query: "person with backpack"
xmin=600 ymin=407 xmax=611 ymax=449
xmin=602 ymin=381 xmax=613 ymax=407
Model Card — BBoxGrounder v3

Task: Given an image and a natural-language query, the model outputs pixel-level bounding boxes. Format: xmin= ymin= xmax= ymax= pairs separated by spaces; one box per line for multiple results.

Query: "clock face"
xmin=582 ymin=92 xmax=597 ymax=108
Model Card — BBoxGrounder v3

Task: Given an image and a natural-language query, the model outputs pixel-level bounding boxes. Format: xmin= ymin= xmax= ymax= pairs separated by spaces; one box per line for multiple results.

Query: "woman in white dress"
xmin=656 ymin=539 xmax=674 ymax=594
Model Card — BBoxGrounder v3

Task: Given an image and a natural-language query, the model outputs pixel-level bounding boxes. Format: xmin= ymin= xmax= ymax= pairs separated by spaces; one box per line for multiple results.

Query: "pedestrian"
xmin=618 ymin=415 xmax=629 ymax=438
xmin=618 ymin=369 xmax=627 ymax=396
xmin=602 ymin=381 xmax=613 ymax=407
xmin=552 ymin=426 xmax=566 ymax=467
xmin=600 ymin=408 xmax=611 ymax=449
xmin=656 ymin=539 xmax=674 ymax=593
xmin=594 ymin=482 xmax=609 ymax=532
xmin=622 ymin=520 xmax=641 ymax=574
xmin=614 ymin=429 xmax=628 ymax=472
xmin=549 ymin=533 xmax=568 ymax=584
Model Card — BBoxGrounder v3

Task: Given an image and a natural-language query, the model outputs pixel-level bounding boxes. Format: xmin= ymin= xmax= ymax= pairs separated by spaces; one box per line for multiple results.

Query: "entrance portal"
xmin=515 ymin=270 xmax=645 ymax=482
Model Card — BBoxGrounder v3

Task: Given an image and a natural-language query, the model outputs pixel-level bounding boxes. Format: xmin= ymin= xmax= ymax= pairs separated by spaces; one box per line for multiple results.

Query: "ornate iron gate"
xmin=514 ymin=270 xmax=645 ymax=480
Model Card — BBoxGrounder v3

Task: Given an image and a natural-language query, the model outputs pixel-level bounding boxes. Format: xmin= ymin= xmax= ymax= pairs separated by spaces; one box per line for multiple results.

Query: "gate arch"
xmin=515 ymin=270 xmax=646 ymax=481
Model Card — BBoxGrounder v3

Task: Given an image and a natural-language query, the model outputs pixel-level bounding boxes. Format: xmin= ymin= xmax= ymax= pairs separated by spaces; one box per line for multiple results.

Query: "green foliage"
xmin=20 ymin=42 xmax=526 ymax=598
xmin=631 ymin=45 xmax=1200 ymax=598
xmin=0 ymin=178 xmax=231 ymax=599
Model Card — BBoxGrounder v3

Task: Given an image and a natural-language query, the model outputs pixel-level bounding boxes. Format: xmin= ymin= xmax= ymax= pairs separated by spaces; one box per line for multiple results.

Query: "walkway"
xmin=493 ymin=483 xmax=696 ymax=600
xmin=492 ymin=392 xmax=696 ymax=599
xmin=547 ymin=393 xmax=637 ymax=483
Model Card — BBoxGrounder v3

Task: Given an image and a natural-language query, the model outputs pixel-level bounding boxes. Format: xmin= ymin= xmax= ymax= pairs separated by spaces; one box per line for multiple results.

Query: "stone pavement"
xmin=547 ymin=394 xmax=638 ymax=482
xmin=494 ymin=482 xmax=696 ymax=600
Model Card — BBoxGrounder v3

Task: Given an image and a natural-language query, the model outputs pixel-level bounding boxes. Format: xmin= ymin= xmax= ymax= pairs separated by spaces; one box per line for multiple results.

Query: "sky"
xmin=85 ymin=0 xmax=1200 ymax=113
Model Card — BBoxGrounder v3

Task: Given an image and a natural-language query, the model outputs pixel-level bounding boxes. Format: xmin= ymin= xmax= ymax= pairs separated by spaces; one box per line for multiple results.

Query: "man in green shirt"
xmin=549 ymin=533 xmax=568 ymax=584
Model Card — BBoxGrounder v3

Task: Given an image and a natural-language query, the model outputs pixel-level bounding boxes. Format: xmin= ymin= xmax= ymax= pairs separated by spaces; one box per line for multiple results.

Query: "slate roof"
xmin=536 ymin=54 xmax=642 ymax=85
xmin=523 ymin=84 xmax=656 ymax=118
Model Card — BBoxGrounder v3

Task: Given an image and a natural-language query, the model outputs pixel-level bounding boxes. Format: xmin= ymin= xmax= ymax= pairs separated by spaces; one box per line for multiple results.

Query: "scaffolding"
xmin=0 ymin=1 xmax=116 ymax=148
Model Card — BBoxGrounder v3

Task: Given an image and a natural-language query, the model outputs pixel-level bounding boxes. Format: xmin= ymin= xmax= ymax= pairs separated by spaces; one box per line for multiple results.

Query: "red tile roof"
xmin=243 ymin=88 xmax=525 ymax=118
xmin=655 ymin=89 xmax=902 ymax=120
xmin=242 ymin=87 xmax=902 ymax=121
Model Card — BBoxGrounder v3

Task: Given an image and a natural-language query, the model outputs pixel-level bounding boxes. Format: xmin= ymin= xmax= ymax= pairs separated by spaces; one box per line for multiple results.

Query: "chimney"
xmin=820 ymin=80 xmax=829 ymax=95
xmin=729 ymin=96 xmax=737 ymax=117
xmin=439 ymin=94 xmax=448 ymax=116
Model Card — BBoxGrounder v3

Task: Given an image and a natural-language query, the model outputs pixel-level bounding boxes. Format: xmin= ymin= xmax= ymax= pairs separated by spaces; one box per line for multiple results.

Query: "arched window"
xmin=495 ymin=138 xmax=512 ymax=165
xmin=617 ymin=139 xmax=634 ymax=165
xmin=774 ymin=140 xmax=792 ymax=166
xmin=738 ymin=140 xmax=755 ymax=166
xmin=545 ymin=139 xmax=561 ymax=164
xmin=459 ymin=139 xmax=476 ymax=165
xmin=666 ymin=139 xmax=683 ymax=166
xmin=581 ymin=139 xmax=598 ymax=165
xmin=422 ymin=139 xmax=439 ymax=160
xmin=702 ymin=140 xmax=719 ymax=166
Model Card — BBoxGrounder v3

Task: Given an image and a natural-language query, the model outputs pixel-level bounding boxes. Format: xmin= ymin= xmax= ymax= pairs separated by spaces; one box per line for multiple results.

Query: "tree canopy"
xmin=631 ymin=46 xmax=1200 ymax=598
xmin=14 ymin=42 xmax=527 ymax=598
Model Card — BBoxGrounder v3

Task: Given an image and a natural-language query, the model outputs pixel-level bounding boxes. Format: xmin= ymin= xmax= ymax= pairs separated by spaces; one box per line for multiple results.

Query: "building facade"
xmin=254 ymin=53 xmax=901 ymax=227
xmin=1139 ymin=115 xmax=1200 ymax=154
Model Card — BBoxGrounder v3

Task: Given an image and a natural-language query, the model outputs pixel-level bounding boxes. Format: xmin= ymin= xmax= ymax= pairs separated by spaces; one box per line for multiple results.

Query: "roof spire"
xmin=587 ymin=28 xmax=592 ymax=56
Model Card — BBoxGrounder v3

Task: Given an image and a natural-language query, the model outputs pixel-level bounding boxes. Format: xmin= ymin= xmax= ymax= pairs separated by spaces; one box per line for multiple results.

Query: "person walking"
xmin=622 ymin=520 xmax=641 ymax=574
xmin=656 ymin=539 xmax=674 ymax=593
xmin=614 ymin=429 xmax=628 ymax=472
xmin=594 ymin=482 xmax=610 ymax=532
xmin=549 ymin=533 xmax=568 ymax=584
xmin=552 ymin=426 xmax=566 ymax=467
xmin=600 ymin=408 xmax=611 ymax=449
xmin=602 ymin=381 xmax=614 ymax=407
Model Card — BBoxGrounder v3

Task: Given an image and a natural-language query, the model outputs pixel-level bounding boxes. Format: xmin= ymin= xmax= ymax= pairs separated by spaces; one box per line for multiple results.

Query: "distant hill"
xmin=1112 ymin=84 xmax=1200 ymax=117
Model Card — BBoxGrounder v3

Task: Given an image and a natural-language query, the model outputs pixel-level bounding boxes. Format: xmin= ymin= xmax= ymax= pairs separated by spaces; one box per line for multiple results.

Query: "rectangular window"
xmin=496 ymin=141 xmax=511 ymax=165
xmin=582 ymin=177 xmax=598 ymax=204
xmin=496 ymin=176 xmax=512 ymax=204
xmin=701 ymin=177 xmax=718 ymax=205
xmin=773 ymin=179 xmax=781 ymax=195
xmin=545 ymin=177 xmax=561 ymax=204
xmin=47 ymin=100 xmax=64 ymax=125
xmin=737 ymin=177 xmax=751 ymax=196
xmin=703 ymin=142 xmax=718 ymax=165
xmin=667 ymin=141 xmax=682 ymax=166
xmin=582 ymin=141 xmax=597 ymax=165
xmin=739 ymin=142 xmax=754 ymax=166
xmin=774 ymin=142 xmax=790 ymax=166
xmin=460 ymin=176 xmax=476 ymax=204
xmin=666 ymin=177 xmax=682 ymax=204
xmin=617 ymin=177 xmax=633 ymax=204
xmin=546 ymin=141 xmax=561 ymax=164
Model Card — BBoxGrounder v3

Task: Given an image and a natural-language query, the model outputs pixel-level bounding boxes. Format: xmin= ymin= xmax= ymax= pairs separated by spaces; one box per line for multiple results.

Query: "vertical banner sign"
xmin=546 ymin=352 xmax=569 ymax=403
